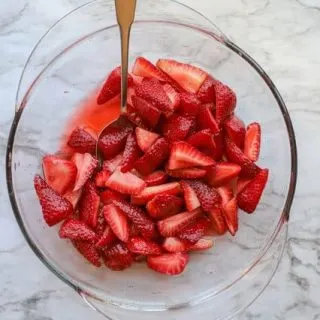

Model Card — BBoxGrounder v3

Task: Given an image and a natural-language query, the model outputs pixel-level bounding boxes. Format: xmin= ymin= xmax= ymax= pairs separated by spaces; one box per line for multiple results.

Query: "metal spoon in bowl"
xmin=96 ymin=0 xmax=137 ymax=163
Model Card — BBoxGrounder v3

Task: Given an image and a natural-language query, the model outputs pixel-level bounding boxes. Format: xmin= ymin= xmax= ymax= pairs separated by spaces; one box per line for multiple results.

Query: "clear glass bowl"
xmin=6 ymin=0 xmax=297 ymax=319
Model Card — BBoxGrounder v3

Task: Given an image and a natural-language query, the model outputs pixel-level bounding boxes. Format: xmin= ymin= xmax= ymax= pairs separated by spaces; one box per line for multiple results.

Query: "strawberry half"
xmin=168 ymin=141 xmax=215 ymax=170
xmin=135 ymin=127 xmax=159 ymax=152
xmin=157 ymin=208 xmax=202 ymax=237
xmin=207 ymin=206 xmax=227 ymax=235
xmin=146 ymin=194 xmax=183 ymax=219
xmin=100 ymin=189 xmax=127 ymax=205
xmin=127 ymin=236 xmax=162 ymax=255
xmin=244 ymin=122 xmax=261 ymax=162
xmin=147 ymin=253 xmax=189 ymax=275
xmin=67 ymin=126 xmax=97 ymax=154
xmin=163 ymin=237 xmax=188 ymax=253
xmin=42 ymin=155 xmax=77 ymax=195
xmin=237 ymin=168 xmax=269 ymax=213
xmin=34 ymin=175 xmax=73 ymax=226
xmin=215 ymin=81 xmax=237 ymax=123
xmin=163 ymin=83 xmax=181 ymax=111
xmin=189 ymin=238 xmax=214 ymax=251
xmin=95 ymin=225 xmax=117 ymax=249
xmin=180 ymin=181 xmax=201 ymax=211
xmin=178 ymin=92 xmax=201 ymax=116
xmin=197 ymin=105 xmax=219 ymax=134
xmin=162 ymin=115 xmax=194 ymax=142
xmin=156 ymin=59 xmax=207 ymax=93
xmin=222 ymin=198 xmax=238 ymax=236
xmin=120 ymin=132 xmax=140 ymax=172
xmin=103 ymin=204 xmax=129 ymax=243
xmin=103 ymin=242 xmax=133 ymax=271
xmin=187 ymin=129 xmax=215 ymax=150
xmin=178 ymin=217 xmax=211 ymax=244
xmin=166 ymin=167 xmax=207 ymax=179
xmin=143 ymin=170 xmax=168 ymax=186
xmin=224 ymin=115 xmax=246 ymax=149
xmin=73 ymin=240 xmax=101 ymax=267
xmin=206 ymin=162 xmax=241 ymax=187
xmin=59 ymin=219 xmax=97 ymax=242
xmin=197 ymin=75 xmax=216 ymax=103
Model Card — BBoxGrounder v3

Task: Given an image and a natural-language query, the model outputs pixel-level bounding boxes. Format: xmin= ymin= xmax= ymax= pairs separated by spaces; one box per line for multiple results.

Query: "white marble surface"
xmin=0 ymin=0 xmax=319 ymax=319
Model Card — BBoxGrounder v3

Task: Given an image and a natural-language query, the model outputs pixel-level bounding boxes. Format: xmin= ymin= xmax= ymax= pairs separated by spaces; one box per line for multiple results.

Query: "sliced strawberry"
xmin=135 ymin=127 xmax=159 ymax=152
xmin=126 ymin=104 xmax=148 ymax=129
xmin=236 ymin=178 xmax=251 ymax=194
xmin=112 ymin=199 xmax=158 ymax=240
xmin=132 ymin=56 xmax=170 ymax=82
xmin=222 ymin=198 xmax=238 ymax=236
xmin=134 ymin=138 xmax=170 ymax=176
xmin=120 ymin=133 xmax=140 ymax=172
xmin=73 ymin=240 xmax=101 ymax=267
xmin=197 ymin=105 xmax=219 ymax=134
xmin=215 ymin=81 xmax=237 ymax=123
xmin=206 ymin=162 xmax=241 ymax=187
xmin=143 ymin=170 xmax=168 ymax=186
xmin=100 ymin=189 xmax=127 ymax=205
xmin=129 ymin=223 xmax=141 ymax=237
xmin=211 ymin=131 xmax=225 ymax=161
xmin=157 ymin=208 xmax=202 ymax=237
xmin=147 ymin=253 xmax=189 ymax=275
xmin=225 ymin=136 xmax=260 ymax=178
xmin=34 ymin=175 xmax=73 ymax=226
xmin=187 ymin=129 xmax=215 ymax=150
xmin=95 ymin=208 xmax=106 ymax=236
xmin=103 ymin=153 xmax=123 ymax=173
xmin=180 ymin=180 xmax=201 ymax=211
xmin=163 ymin=83 xmax=181 ymax=111
xmin=59 ymin=219 xmax=97 ymax=242
xmin=72 ymin=153 xmax=98 ymax=191
xmin=67 ymin=126 xmax=97 ymax=154
xmin=97 ymin=66 xmax=133 ymax=105
xmin=94 ymin=169 xmax=111 ymax=187
xmin=178 ymin=217 xmax=211 ymax=244
xmin=127 ymin=86 xmax=135 ymax=106
xmin=197 ymin=75 xmax=216 ymax=103
xmin=156 ymin=59 xmax=207 ymax=93
xmin=95 ymin=225 xmax=117 ymax=249
xmin=167 ymin=167 xmax=207 ymax=179
xmin=163 ymin=237 xmax=188 ymax=253
xmin=224 ymin=115 xmax=246 ymax=149
xmin=135 ymin=78 xmax=173 ymax=112
xmin=131 ymin=182 xmax=181 ymax=205
xmin=103 ymin=242 xmax=133 ymax=271
xmin=217 ymin=185 xmax=233 ymax=207
xmin=178 ymin=92 xmax=201 ymax=116
xmin=42 ymin=155 xmax=77 ymax=195
xmin=105 ymin=169 xmax=146 ymax=195
xmin=244 ymin=122 xmax=261 ymax=162
xmin=103 ymin=204 xmax=129 ymax=242
xmin=189 ymin=238 xmax=214 ymax=251
xmin=207 ymin=206 xmax=227 ymax=235
xmin=162 ymin=114 xmax=194 ymax=142
xmin=146 ymin=194 xmax=183 ymax=219
xmin=63 ymin=188 xmax=82 ymax=208
xmin=98 ymin=127 xmax=131 ymax=160
xmin=132 ymin=96 xmax=161 ymax=129
xmin=127 ymin=236 xmax=162 ymax=255
xmin=237 ymin=168 xmax=269 ymax=213
xmin=168 ymin=141 xmax=215 ymax=170
xmin=78 ymin=181 xmax=100 ymax=229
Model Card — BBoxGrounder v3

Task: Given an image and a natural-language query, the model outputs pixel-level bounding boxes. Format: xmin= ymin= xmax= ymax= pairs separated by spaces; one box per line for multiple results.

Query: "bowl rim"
xmin=6 ymin=0 xmax=298 ymax=314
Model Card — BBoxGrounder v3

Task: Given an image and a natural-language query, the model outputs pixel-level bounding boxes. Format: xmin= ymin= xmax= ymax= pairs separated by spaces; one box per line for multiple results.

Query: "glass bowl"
xmin=6 ymin=0 xmax=297 ymax=319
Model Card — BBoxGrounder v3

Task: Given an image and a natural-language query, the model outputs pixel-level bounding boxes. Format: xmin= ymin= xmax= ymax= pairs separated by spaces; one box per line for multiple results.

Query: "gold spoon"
xmin=96 ymin=0 xmax=137 ymax=162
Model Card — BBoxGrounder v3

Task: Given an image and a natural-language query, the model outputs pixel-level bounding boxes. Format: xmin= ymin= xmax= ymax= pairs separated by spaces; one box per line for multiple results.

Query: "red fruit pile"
xmin=34 ymin=57 xmax=269 ymax=276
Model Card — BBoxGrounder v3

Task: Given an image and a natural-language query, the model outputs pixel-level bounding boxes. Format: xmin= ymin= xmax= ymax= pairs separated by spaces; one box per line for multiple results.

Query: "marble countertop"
xmin=0 ymin=0 xmax=319 ymax=319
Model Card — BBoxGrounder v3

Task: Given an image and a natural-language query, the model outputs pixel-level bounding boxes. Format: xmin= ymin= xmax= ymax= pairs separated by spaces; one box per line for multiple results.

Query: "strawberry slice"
xmin=120 ymin=133 xmax=140 ymax=172
xmin=103 ymin=153 xmax=123 ymax=173
xmin=131 ymin=182 xmax=181 ymax=205
xmin=197 ymin=75 xmax=216 ymax=103
xmin=100 ymin=189 xmax=127 ymax=205
xmin=207 ymin=206 xmax=227 ymax=235
xmin=225 ymin=136 xmax=260 ymax=178
xmin=132 ymin=56 xmax=170 ymax=82
xmin=95 ymin=208 xmax=106 ymax=236
xmin=144 ymin=170 xmax=168 ymax=186
xmin=178 ymin=217 xmax=211 ymax=244
xmin=162 ymin=115 xmax=194 ymax=142
xmin=42 ymin=155 xmax=77 ymax=195
xmin=217 ymin=185 xmax=233 ymax=207
xmin=156 ymin=59 xmax=207 ymax=93
xmin=167 ymin=167 xmax=207 ymax=179
xmin=98 ymin=127 xmax=131 ymax=160
xmin=222 ymin=198 xmax=238 ymax=236
xmin=135 ymin=78 xmax=173 ymax=112
xmin=105 ymin=170 xmax=146 ymax=195
xmin=63 ymin=188 xmax=82 ymax=208
xmin=67 ymin=126 xmax=97 ymax=154
xmin=72 ymin=153 xmax=98 ymax=191
xmin=236 ymin=178 xmax=251 ymax=194
xmin=112 ymin=199 xmax=158 ymax=240
xmin=163 ymin=84 xmax=181 ymax=111
xmin=103 ymin=204 xmax=129 ymax=243
xmin=224 ymin=115 xmax=246 ymax=149
xmin=163 ymin=237 xmax=188 ymax=253
xmin=134 ymin=138 xmax=170 ymax=176
xmin=187 ymin=129 xmax=215 ymax=150
xmin=211 ymin=131 xmax=225 ymax=161
xmin=103 ymin=242 xmax=133 ymax=271
xmin=135 ymin=127 xmax=159 ymax=152
xmin=237 ymin=168 xmax=269 ymax=213
xmin=95 ymin=225 xmax=117 ymax=249
xmin=127 ymin=236 xmax=162 ymax=255
xmin=197 ymin=105 xmax=219 ymax=134
xmin=157 ymin=208 xmax=202 ymax=237
xmin=132 ymin=96 xmax=161 ymax=129
xmin=94 ymin=169 xmax=111 ymax=187
xmin=178 ymin=92 xmax=201 ymax=116
xmin=34 ymin=175 xmax=73 ymax=226
xmin=147 ymin=253 xmax=189 ymax=275
xmin=215 ymin=81 xmax=237 ymax=123
xmin=97 ymin=66 xmax=133 ymax=105
xmin=129 ymin=223 xmax=141 ymax=237
xmin=189 ymin=238 xmax=214 ymax=251
xmin=59 ymin=219 xmax=97 ymax=242
xmin=244 ymin=122 xmax=261 ymax=162
xmin=180 ymin=181 xmax=201 ymax=211
xmin=206 ymin=162 xmax=241 ymax=187
xmin=126 ymin=104 xmax=148 ymax=129
xmin=127 ymin=86 xmax=136 ymax=106
xmin=146 ymin=194 xmax=183 ymax=219
xmin=168 ymin=141 xmax=215 ymax=170
xmin=73 ymin=240 xmax=101 ymax=267
xmin=78 ymin=181 xmax=100 ymax=229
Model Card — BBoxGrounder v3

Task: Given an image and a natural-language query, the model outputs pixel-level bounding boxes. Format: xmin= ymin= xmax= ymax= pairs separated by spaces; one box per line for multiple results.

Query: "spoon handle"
xmin=114 ymin=0 xmax=137 ymax=112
